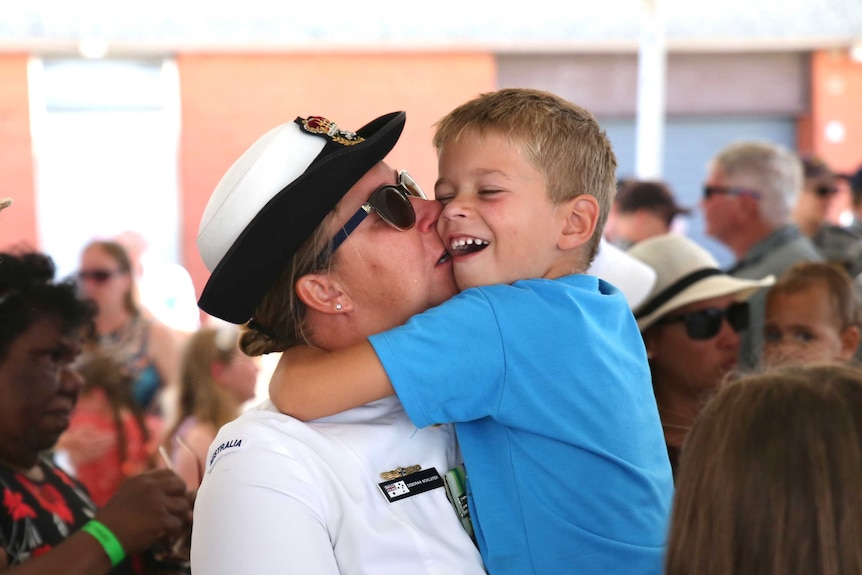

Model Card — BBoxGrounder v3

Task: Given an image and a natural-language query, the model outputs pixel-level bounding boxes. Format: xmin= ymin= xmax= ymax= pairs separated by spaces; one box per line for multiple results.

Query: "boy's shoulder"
xmin=470 ymin=273 xmax=628 ymax=309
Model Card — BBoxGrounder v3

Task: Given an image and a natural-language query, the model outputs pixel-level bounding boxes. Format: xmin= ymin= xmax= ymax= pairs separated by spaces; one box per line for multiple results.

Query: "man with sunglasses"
xmin=191 ymin=112 xmax=486 ymax=574
xmin=792 ymin=155 xmax=862 ymax=278
xmin=628 ymin=233 xmax=774 ymax=477
xmin=701 ymin=140 xmax=823 ymax=370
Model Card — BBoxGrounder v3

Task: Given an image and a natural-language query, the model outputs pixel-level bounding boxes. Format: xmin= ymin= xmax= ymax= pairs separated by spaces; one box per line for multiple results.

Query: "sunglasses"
xmin=657 ymin=302 xmax=749 ymax=340
xmin=814 ymin=184 xmax=839 ymax=198
xmin=703 ymin=185 xmax=762 ymax=200
xmin=331 ymin=170 xmax=426 ymax=251
xmin=78 ymin=269 xmax=124 ymax=284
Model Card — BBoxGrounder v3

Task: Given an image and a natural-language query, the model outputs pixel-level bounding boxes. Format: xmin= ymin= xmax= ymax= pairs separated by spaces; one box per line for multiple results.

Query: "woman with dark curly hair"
xmin=0 ymin=250 xmax=190 ymax=574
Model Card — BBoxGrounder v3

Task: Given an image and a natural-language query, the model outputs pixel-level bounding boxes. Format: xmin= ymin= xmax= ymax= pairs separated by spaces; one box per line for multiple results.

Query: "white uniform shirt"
xmin=191 ymin=398 xmax=486 ymax=575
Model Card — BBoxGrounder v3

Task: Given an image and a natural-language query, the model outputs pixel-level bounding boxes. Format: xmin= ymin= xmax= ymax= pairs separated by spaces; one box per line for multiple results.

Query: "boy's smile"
xmin=435 ymin=129 xmax=573 ymax=291
xmin=449 ymin=236 xmax=490 ymax=255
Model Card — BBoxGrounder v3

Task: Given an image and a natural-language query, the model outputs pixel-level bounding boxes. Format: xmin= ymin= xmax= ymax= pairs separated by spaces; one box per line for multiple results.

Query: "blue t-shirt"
xmin=369 ymin=274 xmax=673 ymax=575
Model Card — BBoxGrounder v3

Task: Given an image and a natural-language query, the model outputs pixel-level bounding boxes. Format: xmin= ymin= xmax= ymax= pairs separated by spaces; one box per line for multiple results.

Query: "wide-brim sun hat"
xmin=197 ymin=111 xmax=406 ymax=324
xmin=628 ymin=233 xmax=775 ymax=331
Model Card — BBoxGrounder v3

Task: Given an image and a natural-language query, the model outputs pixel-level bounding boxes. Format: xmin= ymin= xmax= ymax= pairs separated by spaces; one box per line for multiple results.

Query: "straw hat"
xmin=628 ymin=234 xmax=774 ymax=331
xmin=197 ymin=112 xmax=405 ymax=324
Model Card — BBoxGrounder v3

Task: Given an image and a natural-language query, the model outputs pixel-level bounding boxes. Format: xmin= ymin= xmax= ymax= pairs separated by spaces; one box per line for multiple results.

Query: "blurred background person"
xmin=665 ymin=362 xmax=862 ymax=575
xmin=628 ymin=233 xmax=773 ymax=477
xmin=0 ymin=249 xmax=192 ymax=574
xmin=762 ymin=260 xmax=860 ymax=367
xmin=792 ymin=155 xmax=862 ymax=277
xmin=604 ymin=179 xmax=690 ymax=249
xmin=701 ymin=140 xmax=823 ymax=370
xmin=76 ymin=239 xmax=179 ymax=417
xmin=57 ymin=353 xmax=158 ymax=507
xmin=164 ymin=325 xmax=259 ymax=491
xmin=843 ymin=164 xmax=862 ymax=236
xmin=114 ymin=230 xmax=201 ymax=336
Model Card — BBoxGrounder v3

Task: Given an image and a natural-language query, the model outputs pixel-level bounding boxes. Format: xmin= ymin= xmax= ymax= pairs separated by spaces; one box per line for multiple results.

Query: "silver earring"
xmin=335 ymin=303 xmax=342 ymax=310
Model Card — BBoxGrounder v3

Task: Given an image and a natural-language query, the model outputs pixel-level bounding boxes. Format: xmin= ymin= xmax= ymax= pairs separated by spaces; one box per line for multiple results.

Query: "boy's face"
xmin=763 ymin=284 xmax=856 ymax=366
xmin=434 ymin=129 xmax=573 ymax=290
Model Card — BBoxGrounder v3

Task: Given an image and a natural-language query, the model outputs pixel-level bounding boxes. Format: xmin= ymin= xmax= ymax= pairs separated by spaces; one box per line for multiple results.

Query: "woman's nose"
xmin=412 ymin=197 xmax=442 ymax=232
xmin=60 ymin=365 xmax=85 ymax=394
xmin=716 ymin=318 xmax=741 ymax=348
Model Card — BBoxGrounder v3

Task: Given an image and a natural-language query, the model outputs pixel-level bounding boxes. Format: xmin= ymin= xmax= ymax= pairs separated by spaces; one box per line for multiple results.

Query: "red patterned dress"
xmin=0 ymin=457 xmax=135 ymax=574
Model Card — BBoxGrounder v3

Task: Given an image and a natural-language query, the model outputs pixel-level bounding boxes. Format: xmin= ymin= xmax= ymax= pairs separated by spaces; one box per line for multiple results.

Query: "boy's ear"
xmin=840 ymin=325 xmax=860 ymax=360
xmin=558 ymin=195 xmax=599 ymax=250
xmin=295 ymin=272 xmax=352 ymax=314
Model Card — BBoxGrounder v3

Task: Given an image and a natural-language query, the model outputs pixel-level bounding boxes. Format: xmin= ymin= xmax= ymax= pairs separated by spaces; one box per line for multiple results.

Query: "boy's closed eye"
xmin=436 ymin=188 xmax=505 ymax=205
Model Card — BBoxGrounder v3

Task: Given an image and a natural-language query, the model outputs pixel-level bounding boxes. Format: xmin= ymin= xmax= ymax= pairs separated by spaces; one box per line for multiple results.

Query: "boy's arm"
xmin=269 ymin=341 xmax=395 ymax=420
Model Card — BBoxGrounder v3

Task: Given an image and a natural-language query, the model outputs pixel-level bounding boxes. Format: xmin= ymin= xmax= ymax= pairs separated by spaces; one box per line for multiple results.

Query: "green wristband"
xmin=81 ymin=519 xmax=126 ymax=566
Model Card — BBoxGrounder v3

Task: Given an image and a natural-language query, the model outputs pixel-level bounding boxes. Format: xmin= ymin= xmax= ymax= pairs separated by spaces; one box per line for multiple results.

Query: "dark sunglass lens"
xmin=685 ymin=309 xmax=724 ymax=340
xmin=726 ymin=302 xmax=750 ymax=332
xmin=372 ymin=187 xmax=415 ymax=230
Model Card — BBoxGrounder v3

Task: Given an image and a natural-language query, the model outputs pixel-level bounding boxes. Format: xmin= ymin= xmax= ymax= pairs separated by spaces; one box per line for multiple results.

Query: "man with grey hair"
xmin=701 ymin=140 xmax=823 ymax=369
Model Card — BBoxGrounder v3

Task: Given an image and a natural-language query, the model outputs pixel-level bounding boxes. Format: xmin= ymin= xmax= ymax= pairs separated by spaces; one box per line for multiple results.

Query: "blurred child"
xmin=165 ymin=325 xmax=259 ymax=490
xmin=763 ymin=261 xmax=860 ymax=367
xmin=269 ymin=88 xmax=672 ymax=575
xmin=59 ymin=353 xmax=157 ymax=506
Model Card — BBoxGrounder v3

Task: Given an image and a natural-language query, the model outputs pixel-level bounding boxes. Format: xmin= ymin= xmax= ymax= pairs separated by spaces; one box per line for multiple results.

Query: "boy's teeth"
xmin=451 ymin=238 xmax=489 ymax=249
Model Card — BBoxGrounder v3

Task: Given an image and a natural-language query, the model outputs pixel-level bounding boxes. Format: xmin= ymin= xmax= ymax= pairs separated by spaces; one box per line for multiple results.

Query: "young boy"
xmin=763 ymin=260 xmax=861 ymax=367
xmin=270 ymin=88 xmax=673 ymax=575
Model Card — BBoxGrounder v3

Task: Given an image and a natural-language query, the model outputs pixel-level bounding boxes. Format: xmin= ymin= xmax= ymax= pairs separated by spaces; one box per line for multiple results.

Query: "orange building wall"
xmin=804 ymin=49 xmax=862 ymax=221
xmin=9 ymin=49 xmax=857 ymax=292
xmin=177 ymin=52 xmax=496 ymax=299
xmin=0 ymin=54 xmax=36 ymax=251
xmin=809 ymin=50 xmax=862 ymax=174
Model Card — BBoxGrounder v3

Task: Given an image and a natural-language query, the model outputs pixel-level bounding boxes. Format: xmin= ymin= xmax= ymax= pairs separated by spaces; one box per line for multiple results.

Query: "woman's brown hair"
xmin=239 ymin=209 xmax=340 ymax=356
xmin=165 ymin=326 xmax=243 ymax=453
xmin=666 ymin=362 xmax=862 ymax=575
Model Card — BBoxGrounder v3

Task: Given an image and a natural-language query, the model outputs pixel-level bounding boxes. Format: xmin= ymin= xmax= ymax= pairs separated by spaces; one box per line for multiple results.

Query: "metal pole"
xmin=635 ymin=0 xmax=667 ymax=179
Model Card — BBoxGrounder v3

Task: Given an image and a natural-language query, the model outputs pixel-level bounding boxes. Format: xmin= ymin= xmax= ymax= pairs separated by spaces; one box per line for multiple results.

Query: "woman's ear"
xmin=295 ymin=272 xmax=352 ymax=314
xmin=210 ymin=361 xmax=226 ymax=385
xmin=558 ymin=195 xmax=599 ymax=251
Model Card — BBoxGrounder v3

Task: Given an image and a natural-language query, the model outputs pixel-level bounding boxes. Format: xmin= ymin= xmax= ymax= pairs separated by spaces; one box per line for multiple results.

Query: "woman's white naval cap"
xmin=197 ymin=112 xmax=406 ymax=324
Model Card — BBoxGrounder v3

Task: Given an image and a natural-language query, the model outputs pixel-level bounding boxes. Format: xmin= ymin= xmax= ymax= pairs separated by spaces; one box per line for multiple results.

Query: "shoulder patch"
xmin=207 ymin=436 xmax=248 ymax=473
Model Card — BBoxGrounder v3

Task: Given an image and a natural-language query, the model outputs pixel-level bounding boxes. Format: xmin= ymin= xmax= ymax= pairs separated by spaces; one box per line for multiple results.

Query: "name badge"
xmin=378 ymin=467 xmax=444 ymax=503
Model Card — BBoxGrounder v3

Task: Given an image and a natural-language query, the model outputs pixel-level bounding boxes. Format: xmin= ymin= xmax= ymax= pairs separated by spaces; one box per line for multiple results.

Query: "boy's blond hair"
xmin=433 ymin=88 xmax=617 ymax=262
